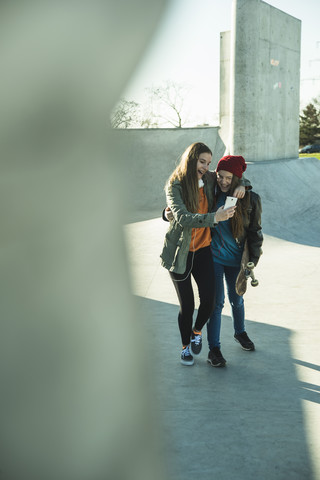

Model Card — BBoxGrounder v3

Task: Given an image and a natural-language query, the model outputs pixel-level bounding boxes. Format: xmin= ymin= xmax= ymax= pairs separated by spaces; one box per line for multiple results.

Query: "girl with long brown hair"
xmin=160 ymin=143 xmax=243 ymax=366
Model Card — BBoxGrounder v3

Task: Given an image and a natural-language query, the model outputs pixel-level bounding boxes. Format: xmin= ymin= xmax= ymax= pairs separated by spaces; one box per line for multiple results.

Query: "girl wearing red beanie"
xmin=206 ymin=155 xmax=263 ymax=367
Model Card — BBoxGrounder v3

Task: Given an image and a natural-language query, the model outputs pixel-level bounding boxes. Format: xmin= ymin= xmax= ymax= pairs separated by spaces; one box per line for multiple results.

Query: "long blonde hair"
xmin=167 ymin=142 xmax=212 ymax=213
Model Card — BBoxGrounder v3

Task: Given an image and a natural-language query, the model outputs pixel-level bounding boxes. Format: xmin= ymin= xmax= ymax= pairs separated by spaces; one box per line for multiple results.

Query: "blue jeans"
xmin=206 ymin=262 xmax=245 ymax=349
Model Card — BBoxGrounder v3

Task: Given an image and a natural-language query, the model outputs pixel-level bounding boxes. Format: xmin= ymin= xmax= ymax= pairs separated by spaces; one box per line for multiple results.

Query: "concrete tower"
xmin=220 ymin=0 xmax=301 ymax=161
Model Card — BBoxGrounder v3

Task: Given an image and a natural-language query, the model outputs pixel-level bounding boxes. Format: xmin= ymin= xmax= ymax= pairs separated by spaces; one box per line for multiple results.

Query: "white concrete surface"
xmin=124 ymin=158 xmax=320 ymax=480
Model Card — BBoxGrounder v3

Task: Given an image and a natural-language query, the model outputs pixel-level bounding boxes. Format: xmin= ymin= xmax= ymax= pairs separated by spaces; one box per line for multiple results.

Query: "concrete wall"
xmin=116 ymin=0 xmax=302 ymax=218
xmin=219 ymin=31 xmax=232 ymax=151
xmin=115 ymin=127 xmax=225 ymax=216
xmin=221 ymin=0 xmax=301 ymax=161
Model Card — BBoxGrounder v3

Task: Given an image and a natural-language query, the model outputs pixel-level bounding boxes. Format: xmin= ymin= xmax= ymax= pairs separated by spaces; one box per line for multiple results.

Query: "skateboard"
xmin=235 ymin=240 xmax=259 ymax=296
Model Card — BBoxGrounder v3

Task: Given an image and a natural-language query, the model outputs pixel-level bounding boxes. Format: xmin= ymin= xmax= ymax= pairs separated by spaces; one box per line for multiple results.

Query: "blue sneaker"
xmin=191 ymin=331 xmax=202 ymax=355
xmin=181 ymin=346 xmax=194 ymax=365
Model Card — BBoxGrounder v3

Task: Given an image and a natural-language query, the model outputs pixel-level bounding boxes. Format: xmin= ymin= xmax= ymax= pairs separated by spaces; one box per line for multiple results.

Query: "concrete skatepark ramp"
xmin=246 ymin=156 xmax=320 ymax=247
xmin=122 ymin=0 xmax=317 ymax=476
xmin=124 ymin=157 xmax=320 ymax=480
xmin=2 ymin=0 xmax=316 ymax=478
xmin=123 ymin=0 xmax=319 ymax=477
xmin=124 ymin=157 xmax=320 ymax=478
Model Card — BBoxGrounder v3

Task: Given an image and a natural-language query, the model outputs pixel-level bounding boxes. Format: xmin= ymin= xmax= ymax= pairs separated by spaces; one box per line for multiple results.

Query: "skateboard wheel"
xmin=251 ymin=279 xmax=259 ymax=287
xmin=247 ymin=262 xmax=254 ymax=269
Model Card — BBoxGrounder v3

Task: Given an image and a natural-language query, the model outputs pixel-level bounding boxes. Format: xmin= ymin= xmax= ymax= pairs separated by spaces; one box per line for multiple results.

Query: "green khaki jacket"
xmin=160 ymin=171 xmax=251 ymax=274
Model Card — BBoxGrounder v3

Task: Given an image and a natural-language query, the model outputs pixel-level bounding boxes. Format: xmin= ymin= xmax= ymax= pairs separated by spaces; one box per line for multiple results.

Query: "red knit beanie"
xmin=216 ymin=155 xmax=247 ymax=178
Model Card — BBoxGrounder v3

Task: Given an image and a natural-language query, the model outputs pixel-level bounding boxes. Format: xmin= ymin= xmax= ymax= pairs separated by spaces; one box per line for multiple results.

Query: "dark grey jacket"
xmin=234 ymin=191 xmax=263 ymax=266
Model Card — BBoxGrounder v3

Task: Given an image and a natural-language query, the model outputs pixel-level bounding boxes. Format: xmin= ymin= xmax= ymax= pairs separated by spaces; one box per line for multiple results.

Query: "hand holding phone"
xmin=224 ymin=196 xmax=238 ymax=209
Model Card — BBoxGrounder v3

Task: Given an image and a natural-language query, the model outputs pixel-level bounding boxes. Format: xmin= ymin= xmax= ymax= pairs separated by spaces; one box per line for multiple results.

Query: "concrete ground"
xmin=124 ymin=157 xmax=320 ymax=480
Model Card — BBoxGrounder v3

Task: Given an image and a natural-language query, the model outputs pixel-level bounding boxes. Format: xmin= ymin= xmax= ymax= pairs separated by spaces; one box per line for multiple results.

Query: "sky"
xmin=122 ymin=0 xmax=320 ymax=127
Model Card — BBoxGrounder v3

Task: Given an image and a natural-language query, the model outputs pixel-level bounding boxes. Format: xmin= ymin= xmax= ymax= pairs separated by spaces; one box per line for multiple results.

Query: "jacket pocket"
xmin=171 ymin=238 xmax=183 ymax=268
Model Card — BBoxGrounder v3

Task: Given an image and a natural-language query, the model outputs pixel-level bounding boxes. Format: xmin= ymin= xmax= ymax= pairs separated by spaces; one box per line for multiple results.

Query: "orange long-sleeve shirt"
xmin=189 ymin=187 xmax=212 ymax=252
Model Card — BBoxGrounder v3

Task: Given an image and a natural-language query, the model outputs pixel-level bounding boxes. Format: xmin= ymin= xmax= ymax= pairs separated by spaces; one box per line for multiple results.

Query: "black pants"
xmin=169 ymin=246 xmax=215 ymax=347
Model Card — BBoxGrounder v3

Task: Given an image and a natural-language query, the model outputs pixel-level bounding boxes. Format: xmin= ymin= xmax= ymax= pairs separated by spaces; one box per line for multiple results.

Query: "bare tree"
xmin=111 ymin=98 xmax=159 ymax=128
xmin=111 ymin=81 xmax=190 ymax=129
xmin=146 ymin=80 xmax=190 ymax=128
xmin=111 ymin=99 xmax=141 ymax=128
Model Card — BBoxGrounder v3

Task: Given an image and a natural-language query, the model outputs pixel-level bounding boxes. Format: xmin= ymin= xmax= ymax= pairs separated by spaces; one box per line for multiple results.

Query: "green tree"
xmin=299 ymin=102 xmax=320 ymax=146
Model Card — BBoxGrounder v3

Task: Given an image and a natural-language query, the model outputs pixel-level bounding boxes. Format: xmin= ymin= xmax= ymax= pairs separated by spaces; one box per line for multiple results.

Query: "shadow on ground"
xmin=137 ymin=296 xmax=315 ymax=480
xmin=294 ymin=359 xmax=320 ymax=404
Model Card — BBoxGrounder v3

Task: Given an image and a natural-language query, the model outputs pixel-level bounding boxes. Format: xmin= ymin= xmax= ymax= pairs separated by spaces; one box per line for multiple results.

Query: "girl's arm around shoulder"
xmin=242 ymin=174 xmax=252 ymax=190
xmin=166 ymin=181 xmax=216 ymax=228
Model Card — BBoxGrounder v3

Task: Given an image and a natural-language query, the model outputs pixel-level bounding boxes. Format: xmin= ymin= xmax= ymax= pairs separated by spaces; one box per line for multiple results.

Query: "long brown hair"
xmin=167 ymin=142 xmax=212 ymax=212
xmin=215 ymin=175 xmax=250 ymax=238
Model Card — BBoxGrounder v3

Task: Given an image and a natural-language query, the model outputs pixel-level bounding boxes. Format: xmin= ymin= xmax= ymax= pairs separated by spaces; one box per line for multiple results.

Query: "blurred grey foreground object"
xmin=0 ymin=2 xmax=168 ymax=480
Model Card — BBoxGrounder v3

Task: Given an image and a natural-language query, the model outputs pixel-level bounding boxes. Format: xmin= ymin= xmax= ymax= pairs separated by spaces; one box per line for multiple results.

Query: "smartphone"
xmin=224 ymin=196 xmax=238 ymax=209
